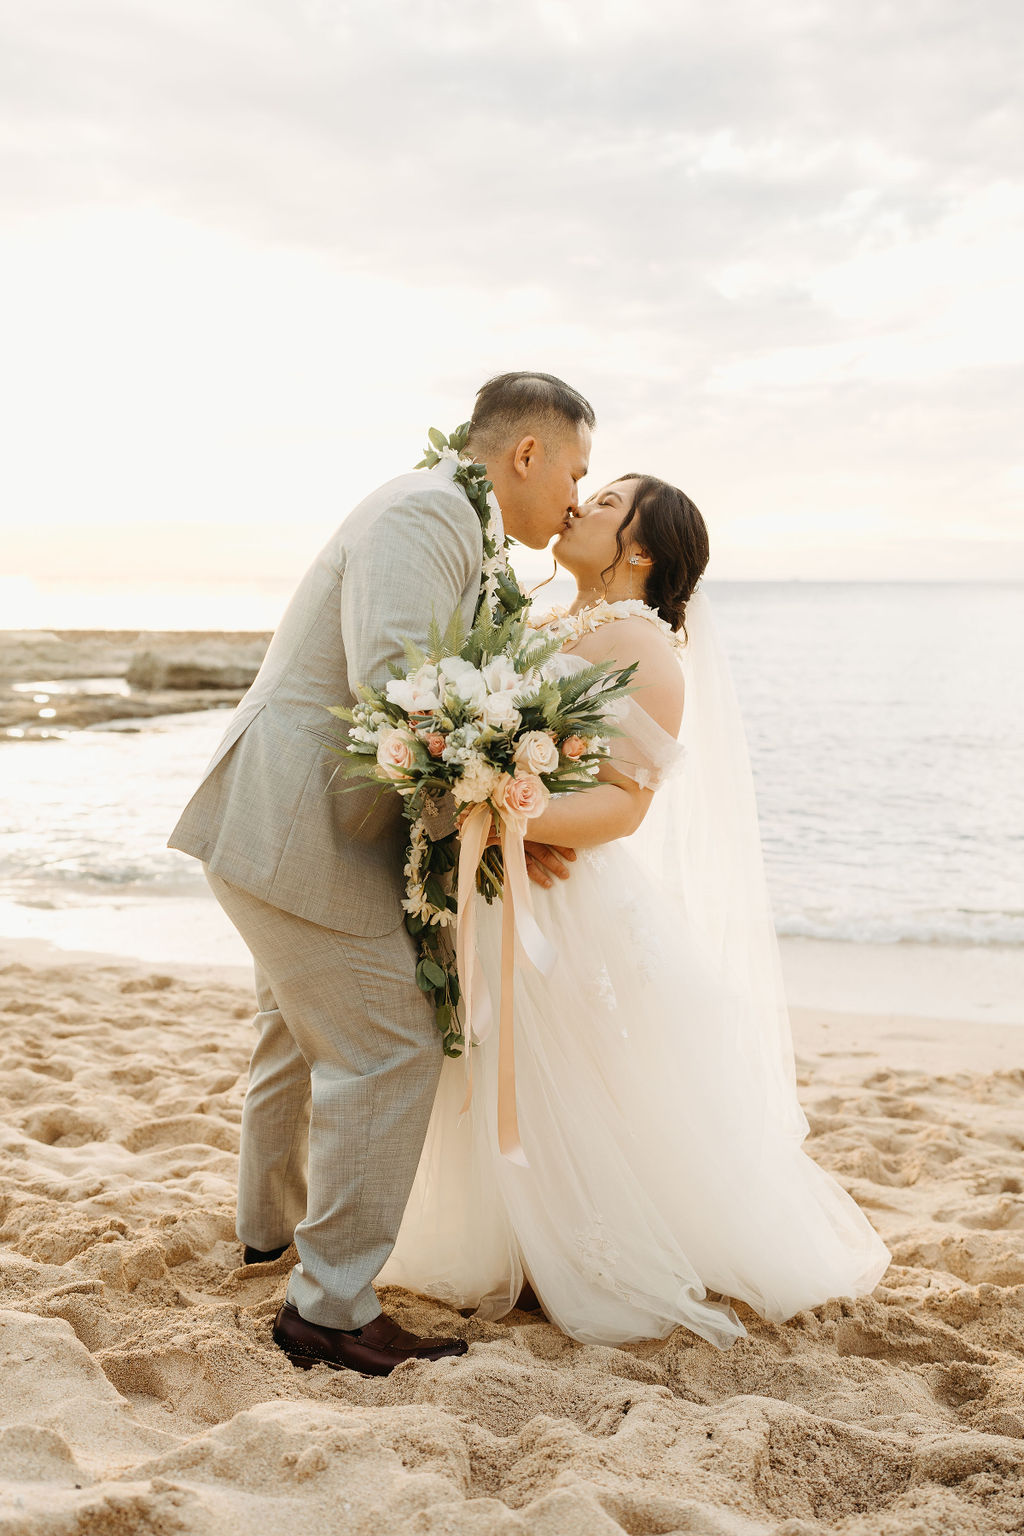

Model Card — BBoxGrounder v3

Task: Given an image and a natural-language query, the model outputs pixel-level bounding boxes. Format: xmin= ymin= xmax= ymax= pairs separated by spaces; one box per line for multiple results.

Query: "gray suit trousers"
xmin=205 ymin=868 xmax=441 ymax=1329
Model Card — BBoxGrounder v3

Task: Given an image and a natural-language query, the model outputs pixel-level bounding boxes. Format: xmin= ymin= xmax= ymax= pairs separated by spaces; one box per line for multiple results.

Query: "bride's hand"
xmin=456 ymin=810 xmax=575 ymax=889
xmin=484 ymin=826 xmax=576 ymax=889
xmin=523 ymin=840 xmax=576 ymax=889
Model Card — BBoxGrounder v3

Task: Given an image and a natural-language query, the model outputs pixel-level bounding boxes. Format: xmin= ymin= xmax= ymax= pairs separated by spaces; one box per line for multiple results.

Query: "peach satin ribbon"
xmin=455 ymin=802 xmax=557 ymax=1166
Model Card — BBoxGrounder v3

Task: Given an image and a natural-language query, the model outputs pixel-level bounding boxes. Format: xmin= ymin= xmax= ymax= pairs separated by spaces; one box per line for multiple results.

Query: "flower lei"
xmin=416 ymin=423 xmax=531 ymax=627
xmin=530 ymin=598 xmax=687 ymax=652
xmin=401 ymin=425 xmax=532 ymax=1052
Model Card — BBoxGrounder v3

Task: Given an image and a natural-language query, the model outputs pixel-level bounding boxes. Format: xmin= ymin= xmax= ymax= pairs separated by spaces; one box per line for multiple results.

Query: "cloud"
xmin=0 ymin=0 xmax=1021 ymax=601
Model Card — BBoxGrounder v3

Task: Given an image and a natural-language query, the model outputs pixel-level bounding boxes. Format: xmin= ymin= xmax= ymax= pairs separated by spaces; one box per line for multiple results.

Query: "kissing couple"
xmin=169 ymin=371 xmax=890 ymax=1375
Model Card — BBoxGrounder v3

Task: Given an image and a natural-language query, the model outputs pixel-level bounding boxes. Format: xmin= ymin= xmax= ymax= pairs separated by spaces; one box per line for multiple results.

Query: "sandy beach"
xmin=2 ymin=941 xmax=1023 ymax=1535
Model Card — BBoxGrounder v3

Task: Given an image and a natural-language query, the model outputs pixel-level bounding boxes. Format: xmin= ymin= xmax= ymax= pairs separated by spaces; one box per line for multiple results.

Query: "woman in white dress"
xmin=379 ymin=474 xmax=891 ymax=1349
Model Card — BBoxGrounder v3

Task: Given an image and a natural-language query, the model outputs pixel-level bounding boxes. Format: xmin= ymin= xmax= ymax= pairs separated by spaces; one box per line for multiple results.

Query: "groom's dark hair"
xmin=467 ymin=372 xmax=595 ymax=454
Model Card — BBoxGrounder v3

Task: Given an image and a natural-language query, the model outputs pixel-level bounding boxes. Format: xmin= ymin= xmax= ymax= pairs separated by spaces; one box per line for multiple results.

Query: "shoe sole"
xmin=285 ymin=1350 xmax=367 ymax=1374
xmin=279 ymin=1344 xmax=376 ymax=1376
xmin=276 ymin=1339 xmax=466 ymax=1377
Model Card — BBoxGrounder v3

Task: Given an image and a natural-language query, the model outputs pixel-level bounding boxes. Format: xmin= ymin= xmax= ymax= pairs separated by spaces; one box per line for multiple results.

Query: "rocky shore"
xmin=0 ymin=631 xmax=271 ymax=737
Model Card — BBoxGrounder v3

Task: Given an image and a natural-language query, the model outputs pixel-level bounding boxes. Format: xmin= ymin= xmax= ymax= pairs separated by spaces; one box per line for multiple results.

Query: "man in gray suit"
xmin=169 ymin=372 xmax=594 ymax=1374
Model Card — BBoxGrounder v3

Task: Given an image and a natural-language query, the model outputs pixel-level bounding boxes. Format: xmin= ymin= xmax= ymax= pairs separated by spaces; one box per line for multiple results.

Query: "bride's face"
xmin=553 ymin=479 xmax=639 ymax=578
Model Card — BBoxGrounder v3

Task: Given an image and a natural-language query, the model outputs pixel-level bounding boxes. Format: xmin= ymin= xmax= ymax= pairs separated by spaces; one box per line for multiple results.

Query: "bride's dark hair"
xmin=602 ymin=474 xmax=710 ymax=639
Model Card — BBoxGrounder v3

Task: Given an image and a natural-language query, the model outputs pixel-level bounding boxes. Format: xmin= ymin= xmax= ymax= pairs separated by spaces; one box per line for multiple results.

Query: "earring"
xmin=628 ymin=553 xmax=651 ymax=598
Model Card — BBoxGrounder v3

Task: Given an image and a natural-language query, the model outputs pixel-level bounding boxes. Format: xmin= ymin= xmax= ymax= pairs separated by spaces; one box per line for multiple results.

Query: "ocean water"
xmin=1 ymin=582 xmax=1021 ymax=949
xmin=711 ymin=581 xmax=1023 ymax=947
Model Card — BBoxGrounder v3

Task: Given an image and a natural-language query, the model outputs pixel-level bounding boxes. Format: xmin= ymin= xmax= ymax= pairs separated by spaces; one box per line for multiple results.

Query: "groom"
xmin=168 ymin=371 xmax=594 ymax=1374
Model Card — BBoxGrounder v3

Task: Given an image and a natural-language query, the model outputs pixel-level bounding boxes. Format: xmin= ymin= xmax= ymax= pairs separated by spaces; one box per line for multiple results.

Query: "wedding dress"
xmin=379 ymin=594 xmax=891 ymax=1348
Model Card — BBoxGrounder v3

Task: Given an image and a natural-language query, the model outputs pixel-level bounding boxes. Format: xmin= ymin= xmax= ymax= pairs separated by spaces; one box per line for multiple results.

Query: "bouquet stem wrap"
xmin=455 ymin=804 xmax=557 ymax=1166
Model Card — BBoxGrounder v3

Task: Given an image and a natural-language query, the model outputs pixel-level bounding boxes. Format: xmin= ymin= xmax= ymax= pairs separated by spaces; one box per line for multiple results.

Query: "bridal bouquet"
xmin=328 ymin=606 xmax=636 ymax=1055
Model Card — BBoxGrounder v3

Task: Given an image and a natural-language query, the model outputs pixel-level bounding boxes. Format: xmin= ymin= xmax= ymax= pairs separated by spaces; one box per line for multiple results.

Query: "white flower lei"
xmin=417 ymin=425 xmax=530 ymax=626
xmin=402 ymin=816 xmax=455 ymax=928
xmin=530 ymin=598 xmax=687 ymax=652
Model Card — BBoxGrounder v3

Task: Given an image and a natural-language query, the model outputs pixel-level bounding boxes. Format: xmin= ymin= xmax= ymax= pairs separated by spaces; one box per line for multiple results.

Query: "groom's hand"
xmin=524 ymin=841 xmax=576 ymax=889
xmin=457 ymin=811 xmax=575 ymax=888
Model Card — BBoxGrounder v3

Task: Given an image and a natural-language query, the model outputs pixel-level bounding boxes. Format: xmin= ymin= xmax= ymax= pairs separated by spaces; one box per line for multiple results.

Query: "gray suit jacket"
xmin=168 ymin=466 xmax=483 ymax=936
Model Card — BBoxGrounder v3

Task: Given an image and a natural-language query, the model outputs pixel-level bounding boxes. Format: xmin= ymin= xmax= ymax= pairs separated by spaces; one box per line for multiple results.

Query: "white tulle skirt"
xmin=379 ymin=841 xmax=892 ymax=1349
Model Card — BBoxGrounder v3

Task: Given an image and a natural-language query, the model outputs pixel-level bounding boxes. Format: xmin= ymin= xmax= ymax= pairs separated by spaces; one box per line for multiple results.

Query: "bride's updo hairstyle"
xmin=604 ymin=474 xmax=710 ymax=640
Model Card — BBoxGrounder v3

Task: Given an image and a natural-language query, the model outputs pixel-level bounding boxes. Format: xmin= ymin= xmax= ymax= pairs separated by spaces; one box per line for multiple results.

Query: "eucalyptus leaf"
xmin=415 ymin=961 xmax=436 ymax=994
xmin=421 ymin=958 xmax=447 ymax=988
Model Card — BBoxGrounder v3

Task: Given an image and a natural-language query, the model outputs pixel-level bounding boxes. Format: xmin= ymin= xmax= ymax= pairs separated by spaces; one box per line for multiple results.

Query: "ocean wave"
xmin=3 ymin=588 xmax=1021 ymax=954
xmin=775 ymin=911 xmax=1024 ymax=948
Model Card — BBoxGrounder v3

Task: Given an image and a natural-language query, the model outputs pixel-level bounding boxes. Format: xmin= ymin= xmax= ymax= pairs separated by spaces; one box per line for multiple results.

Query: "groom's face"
xmin=511 ymin=422 xmax=592 ymax=548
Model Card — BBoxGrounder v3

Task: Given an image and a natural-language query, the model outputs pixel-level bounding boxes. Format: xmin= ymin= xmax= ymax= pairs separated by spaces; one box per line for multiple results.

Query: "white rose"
xmin=386 ymin=663 xmax=440 ymax=715
xmin=480 ymin=691 xmax=522 ymax=733
xmin=513 ymin=729 xmax=559 ymax=774
xmin=385 ymin=677 xmax=417 ymax=713
xmin=481 ymin=656 xmax=520 ymax=695
xmin=439 ymin=656 xmax=476 ymax=682
xmin=439 ymin=656 xmax=487 ymax=710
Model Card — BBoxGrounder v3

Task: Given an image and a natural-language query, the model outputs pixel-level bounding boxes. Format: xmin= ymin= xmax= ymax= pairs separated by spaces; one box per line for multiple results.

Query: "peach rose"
xmin=376 ymin=727 xmax=416 ymax=780
xmin=425 ymin=732 xmax=446 ymax=758
xmin=560 ymin=734 xmax=588 ymax=760
xmin=502 ymin=771 xmax=550 ymax=820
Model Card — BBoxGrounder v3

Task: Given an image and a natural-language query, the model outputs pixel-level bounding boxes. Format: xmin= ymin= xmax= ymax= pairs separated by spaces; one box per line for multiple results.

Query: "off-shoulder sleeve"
xmin=605 ymin=696 xmax=686 ymax=791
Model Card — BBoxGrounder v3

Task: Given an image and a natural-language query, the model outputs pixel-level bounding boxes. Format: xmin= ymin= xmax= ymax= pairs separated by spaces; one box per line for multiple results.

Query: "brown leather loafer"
xmin=272 ymin=1302 xmax=468 ymax=1376
xmin=243 ymin=1243 xmax=289 ymax=1265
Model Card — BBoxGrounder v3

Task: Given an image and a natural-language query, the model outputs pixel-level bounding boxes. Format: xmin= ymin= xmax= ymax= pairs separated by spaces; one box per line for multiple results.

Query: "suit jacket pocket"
xmin=298 ymin=723 xmax=348 ymax=750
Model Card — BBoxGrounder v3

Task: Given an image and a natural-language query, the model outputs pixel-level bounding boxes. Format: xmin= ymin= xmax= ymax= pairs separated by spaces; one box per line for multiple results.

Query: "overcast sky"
xmin=2 ymin=0 xmax=1022 ymax=626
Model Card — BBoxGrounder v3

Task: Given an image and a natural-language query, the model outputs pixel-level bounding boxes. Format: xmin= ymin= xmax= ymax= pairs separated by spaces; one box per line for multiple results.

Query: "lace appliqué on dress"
xmin=574 ymin=1219 xmax=638 ymax=1305
xmin=421 ymin=1280 xmax=461 ymax=1304
xmin=584 ymin=962 xmax=617 ymax=1012
xmin=621 ymin=888 xmax=665 ymax=986
xmin=621 ymin=745 xmax=687 ymax=793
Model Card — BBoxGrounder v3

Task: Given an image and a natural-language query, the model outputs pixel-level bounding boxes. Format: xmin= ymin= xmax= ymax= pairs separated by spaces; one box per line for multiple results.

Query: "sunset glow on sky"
xmin=2 ymin=0 xmax=1021 ymax=627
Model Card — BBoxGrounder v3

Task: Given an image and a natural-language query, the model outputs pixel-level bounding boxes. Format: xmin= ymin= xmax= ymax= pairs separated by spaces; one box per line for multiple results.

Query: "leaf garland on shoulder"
xmin=416 ymin=423 xmax=531 ymax=626
xmin=326 ymin=427 xmax=611 ymax=1059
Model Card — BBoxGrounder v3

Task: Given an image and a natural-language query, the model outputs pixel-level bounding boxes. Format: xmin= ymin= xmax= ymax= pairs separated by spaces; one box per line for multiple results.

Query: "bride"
xmin=379 ymin=473 xmax=892 ymax=1349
